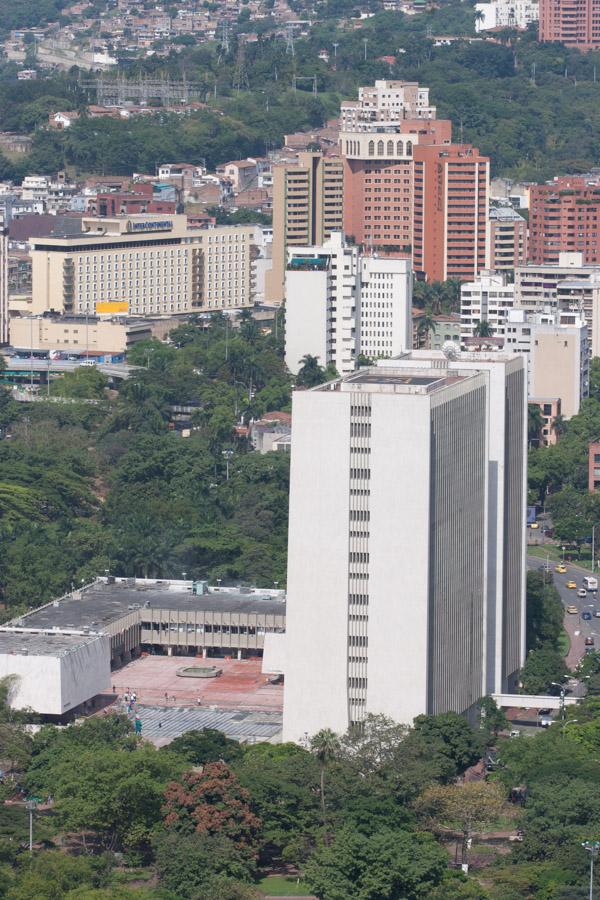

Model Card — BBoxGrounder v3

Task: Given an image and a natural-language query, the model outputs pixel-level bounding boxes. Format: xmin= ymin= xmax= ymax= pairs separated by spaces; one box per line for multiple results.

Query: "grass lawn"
xmin=528 ymin=544 xmax=594 ymax=572
xmin=257 ymin=875 xmax=313 ymax=896
xmin=557 ymin=629 xmax=571 ymax=657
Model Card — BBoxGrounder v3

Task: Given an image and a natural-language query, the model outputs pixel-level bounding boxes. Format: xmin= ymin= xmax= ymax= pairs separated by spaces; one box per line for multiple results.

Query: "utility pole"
xmin=363 ymin=38 xmax=368 ymax=61
xmin=285 ymin=24 xmax=295 ymax=56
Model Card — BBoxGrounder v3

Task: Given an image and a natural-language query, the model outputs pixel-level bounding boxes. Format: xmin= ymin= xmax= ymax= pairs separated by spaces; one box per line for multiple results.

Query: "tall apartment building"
xmin=282 ymin=351 xmax=526 ymax=739
xmin=460 ymin=272 xmax=515 ymax=343
xmin=413 ymin=144 xmax=490 ymax=281
xmin=529 ymin=176 xmax=600 ymax=264
xmin=29 ymin=215 xmax=256 ymax=317
xmin=0 ymin=224 xmax=8 ymax=345
xmin=284 ymin=234 xmax=412 ymax=375
xmin=340 ymin=81 xmax=451 ymax=253
xmin=266 ymin=152 xmax=344 ymax=304
xmin=539 ymin=0 xmax=600 ymax=48
xmin=504 ymin=308 xmax=588 ymax=418
xmin=514 ymin=253 xmax=600 ymax=355
xmin=489 ymin=205 xmax=528 ymax=271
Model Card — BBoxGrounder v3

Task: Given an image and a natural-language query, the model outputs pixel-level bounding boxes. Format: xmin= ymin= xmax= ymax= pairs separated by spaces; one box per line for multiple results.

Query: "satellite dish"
xmin=442 ymin=340 xmax=459 ymax=360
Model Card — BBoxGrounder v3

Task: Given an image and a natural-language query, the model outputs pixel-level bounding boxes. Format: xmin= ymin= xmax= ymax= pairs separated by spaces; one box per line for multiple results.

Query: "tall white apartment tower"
xmin=282 ymin=351 xmax=526 ymax=741
xmin=0 ymin=224 xmax=8 ymax=345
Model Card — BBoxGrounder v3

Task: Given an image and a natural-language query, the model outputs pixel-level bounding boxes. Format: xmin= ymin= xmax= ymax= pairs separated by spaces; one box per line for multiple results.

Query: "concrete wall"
xmin=282 ymin=388 xmax=352 ymax=741
xmin=0 ymin=636 xmax=110 ymax=715
xmin=284 ymin=269 xmax=329 ymax=375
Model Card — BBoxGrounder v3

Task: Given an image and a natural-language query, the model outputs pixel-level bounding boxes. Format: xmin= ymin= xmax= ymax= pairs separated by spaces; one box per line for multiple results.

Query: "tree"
xmin=296 ymin=354 xmax=327 ymax=387
xmin=520 ymin=647 xmax=570 ymax=694
xmin=478 ymin=696 xmax=508 ymax=742
xmin=414 ymin=781 xmax=506 ymax=868
xmin=166 ymin=728 xmax=243 ymax=766
xmin=528 ymin=404 xmax=544 ymax=446
xmin=473 ymin=320 xmax=494 ymax=337
xmin=411 ymin=713 xmax=484 ymax=780
xmin=162 ymin=762 xmax=260 ymax=855
xmin=304 ymin=827 xmax=447 ymax=900
xmin=154 ymin=831 xmax=256 ymax=898
xmin=310 ymin=728 xmax=341 ymax=841
xmin=526 ymin=570 xmax=564 ymax=652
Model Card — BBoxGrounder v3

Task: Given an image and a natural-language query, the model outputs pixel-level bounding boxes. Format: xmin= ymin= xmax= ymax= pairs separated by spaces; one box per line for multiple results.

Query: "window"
xmin=387 ymin=140 xmax=394 ymax=155
xmin=368 ymin=141 xmax=375 ymax=156
xmin=377 ymin=140 xmax=384 ymax=156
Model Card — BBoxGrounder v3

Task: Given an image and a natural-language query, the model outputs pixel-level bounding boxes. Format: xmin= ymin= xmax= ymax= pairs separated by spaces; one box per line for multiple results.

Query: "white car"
xmin=578 ymin=588 xmax=587 ymax=598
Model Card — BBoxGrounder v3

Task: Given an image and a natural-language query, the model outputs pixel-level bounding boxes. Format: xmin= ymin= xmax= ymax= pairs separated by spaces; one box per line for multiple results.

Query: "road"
xmin=1 ymin=359 xmax=139 ymax=380
xmin=527 ymin=555 xmax=598 ymax=668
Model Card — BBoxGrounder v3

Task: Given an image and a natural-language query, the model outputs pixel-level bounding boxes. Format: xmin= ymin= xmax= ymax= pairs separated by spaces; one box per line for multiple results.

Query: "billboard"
xmin=96 ymin=301 xmax=129 ymax=314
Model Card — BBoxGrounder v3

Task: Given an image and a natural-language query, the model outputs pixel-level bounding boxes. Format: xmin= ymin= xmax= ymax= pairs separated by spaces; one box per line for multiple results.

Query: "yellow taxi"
xmin=567 ymin=605 xmax=579 ymax=614
xmin=555 ymin=564 xmax=567 ymax=574
xmin=566 ymin=580 xmax=577 ymax=589
xmin=530 ymin=522 xmax=539 ymax=529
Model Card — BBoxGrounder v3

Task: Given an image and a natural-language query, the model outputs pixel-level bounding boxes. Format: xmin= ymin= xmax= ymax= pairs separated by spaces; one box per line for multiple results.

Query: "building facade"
xmin=284 ymin=235 xmax=412 ymax=375
xmin=282 ymin=351 xmax=526 ymax=740
xmin=528 ymin=176 xmax=600 ymax=264
xmin=339 ymin=80 xmax=451 ymax=253
xmin=539 ymin=0 xmax=600 ymax=48
xmin=475 ymin=0 xmax=539 ymax=31
xmin=505 ymin=308 xmax=589 ymax=418
xmin=29 ymin=215 xmax=256 ymax=317
xmin=0 ymin=224 xmax=7 ymax=344
xmin=413 ymin=144 xmax=490 ymax=281
xmin=460 ymin=272 xmax=516 ymax=343
xmin=266 ymin=152 xmax=344 ymax=304
xmin=489 ymin=205 xmax=528 ymax=271
xmin=9 ymin=314 xmax=157 ymax=355
xmin=589 ymin=441 xmax=600 ymax=490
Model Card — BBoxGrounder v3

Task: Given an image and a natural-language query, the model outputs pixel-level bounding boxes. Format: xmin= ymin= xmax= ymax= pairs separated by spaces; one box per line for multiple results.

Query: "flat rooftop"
xmin=0 ymin=630 xmax=101 ymax=657
xmin=13 ymin=579 xmax=286 ymax=633
xmin=322 ymin=367 xmax=469 ymax=395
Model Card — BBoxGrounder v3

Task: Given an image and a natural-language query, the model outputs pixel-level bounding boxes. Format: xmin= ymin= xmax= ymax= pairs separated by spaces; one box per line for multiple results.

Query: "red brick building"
xmin=412 ymin=144 xmax=490 ymax=282
xmin=589 ymin=440 xmax=600 ymax=490
xmin=539 ymin=0 xmax=600 ymax=49
xmin=528 ymin=176 xmax=600 ymax=264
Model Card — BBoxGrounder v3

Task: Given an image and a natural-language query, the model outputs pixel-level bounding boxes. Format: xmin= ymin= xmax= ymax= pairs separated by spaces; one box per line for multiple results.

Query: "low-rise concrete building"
xmin=9 ymin=314 xmax=156 ymax=355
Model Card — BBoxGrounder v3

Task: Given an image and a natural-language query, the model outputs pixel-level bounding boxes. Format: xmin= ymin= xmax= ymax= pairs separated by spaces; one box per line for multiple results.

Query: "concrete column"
xmin=167 ymin=647 xmax=173 ymax=657
xmin=237 ymin=649 xmax=242 ymax=660
xmin=202 ymin=647 xmax=208 ymax=659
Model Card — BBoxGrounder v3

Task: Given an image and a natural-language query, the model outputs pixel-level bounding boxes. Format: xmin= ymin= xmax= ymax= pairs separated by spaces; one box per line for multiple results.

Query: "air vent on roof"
xmin=107 ymin=575 xmax=115 ymax=584
xmin=20 ymin=649 xmax=28 ymax=656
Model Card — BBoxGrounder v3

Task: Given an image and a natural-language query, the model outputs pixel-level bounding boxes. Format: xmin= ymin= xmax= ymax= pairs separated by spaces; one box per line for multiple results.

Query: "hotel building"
xmin=29 ymin=215 xmax=256 ymax=318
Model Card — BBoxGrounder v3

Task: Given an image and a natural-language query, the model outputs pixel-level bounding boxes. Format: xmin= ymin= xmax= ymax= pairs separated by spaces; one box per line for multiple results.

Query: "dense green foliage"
xmin=0 ymin=314 xmax=289 ymax=615
xmin=5 ymin=2 xmax=600 ymax=180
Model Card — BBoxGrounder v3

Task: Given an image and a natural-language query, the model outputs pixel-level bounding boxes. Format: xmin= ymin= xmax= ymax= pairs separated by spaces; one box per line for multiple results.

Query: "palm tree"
xmin=417 ymin=314 xmax=436 ymax=348
xmin=296 ymin=354 xmax=326 ymax=388
xmin=310 ymin=728 xmax=341 ymax=843
xmin=527 ymin=404 xmax=544 ymax=447
xmin=473 ymin=320 xmax=495 ymax=338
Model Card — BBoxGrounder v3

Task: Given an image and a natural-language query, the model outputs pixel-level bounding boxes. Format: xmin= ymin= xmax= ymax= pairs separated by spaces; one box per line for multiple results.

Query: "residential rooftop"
xmin=0 ymin=630 xmax=102 ymax=657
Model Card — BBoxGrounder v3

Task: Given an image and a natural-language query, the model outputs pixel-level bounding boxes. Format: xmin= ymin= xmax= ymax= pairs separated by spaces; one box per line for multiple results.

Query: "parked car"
xmin=585 ymin=636 xmax=595 ymax=646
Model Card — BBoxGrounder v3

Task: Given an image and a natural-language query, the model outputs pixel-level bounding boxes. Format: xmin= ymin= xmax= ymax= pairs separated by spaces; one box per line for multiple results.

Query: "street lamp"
xmin=551 ymin=682 xmax=566 ymax=722
xmin=582 ymin=840 xmax=600 ymax=900
xmin=25 ymin=799 xmax=37 ymax=853
xmin=562 ymin=718 xmax=578 ymax=739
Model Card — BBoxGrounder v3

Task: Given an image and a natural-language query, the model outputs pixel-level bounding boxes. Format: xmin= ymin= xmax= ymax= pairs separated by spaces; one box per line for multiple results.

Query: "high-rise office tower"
xmin=281 ymin=350 xmax=526 ymax=741
xmin=0 ymin=223 xmax=8 ymax=345
xmin=339 ymin=80 xmax=451 ymax=253
xmin=539 ymin=0 xmax=600 ymax=49
xmin=265 ymin=152 xmax=344 ymax=304
xmin=412 ymin=144 xmax=490 ymax=281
